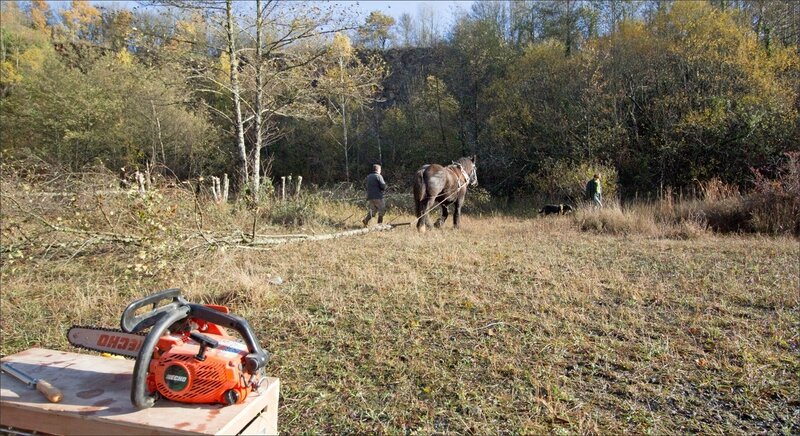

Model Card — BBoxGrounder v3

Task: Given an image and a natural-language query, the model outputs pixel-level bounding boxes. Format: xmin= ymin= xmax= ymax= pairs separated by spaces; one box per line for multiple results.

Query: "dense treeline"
xmin=1 ymin=0 xmax=797 ymax=200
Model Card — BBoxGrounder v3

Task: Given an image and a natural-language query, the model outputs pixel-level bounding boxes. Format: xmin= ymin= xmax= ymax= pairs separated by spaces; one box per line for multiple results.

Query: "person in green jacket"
xmin=586 ymin=173 xmax=602 ymax=208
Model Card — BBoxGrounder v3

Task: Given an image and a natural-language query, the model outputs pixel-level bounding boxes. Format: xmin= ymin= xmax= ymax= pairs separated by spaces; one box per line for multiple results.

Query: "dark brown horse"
xmin=412 ymin=156 xmax=478 ymax=232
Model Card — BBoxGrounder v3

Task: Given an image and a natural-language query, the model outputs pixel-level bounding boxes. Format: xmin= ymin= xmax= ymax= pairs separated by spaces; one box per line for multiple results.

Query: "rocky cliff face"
xmin=359 ymin=46 xmax=450 ymax=108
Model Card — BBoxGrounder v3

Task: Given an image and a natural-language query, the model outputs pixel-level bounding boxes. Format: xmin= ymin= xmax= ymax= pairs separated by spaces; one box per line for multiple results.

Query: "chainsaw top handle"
xmin=120 ymin=288 xmax=186 ymax=333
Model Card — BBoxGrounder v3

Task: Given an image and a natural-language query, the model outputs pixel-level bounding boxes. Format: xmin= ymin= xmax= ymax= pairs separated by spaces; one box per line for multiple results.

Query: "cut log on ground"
xmin=242 ymin=224 xmax=398 ymax=247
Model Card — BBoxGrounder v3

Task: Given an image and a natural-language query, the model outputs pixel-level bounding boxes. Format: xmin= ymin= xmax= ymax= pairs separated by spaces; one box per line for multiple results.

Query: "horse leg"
xmin=415 ymin=198 xmax=425 ymax=232
xmin=419 ymin=196 xmax=437 ymax=232
xmin=413 ymin=170 xmax=427 ymax=232
xmin=435 ymin=202 xmax=449 ymax=228
xmin=453 ymin=197 xmax=464 ymax=229
xmin=416 ymin=198 xmax=426 ymax=232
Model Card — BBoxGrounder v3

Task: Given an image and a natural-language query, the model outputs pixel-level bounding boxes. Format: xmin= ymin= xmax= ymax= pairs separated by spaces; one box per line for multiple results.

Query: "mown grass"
xmin=2 ymin=182 xmax=798 ymax=435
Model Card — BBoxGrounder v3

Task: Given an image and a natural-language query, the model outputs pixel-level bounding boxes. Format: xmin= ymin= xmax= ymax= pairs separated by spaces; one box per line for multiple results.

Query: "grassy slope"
xmin=1 ymin=215 xmax=798 ymax=434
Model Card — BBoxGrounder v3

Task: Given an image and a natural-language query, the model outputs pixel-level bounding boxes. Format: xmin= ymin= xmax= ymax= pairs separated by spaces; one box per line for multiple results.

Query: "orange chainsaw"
xmin=68 ymin=289 xmax=269 ymax=409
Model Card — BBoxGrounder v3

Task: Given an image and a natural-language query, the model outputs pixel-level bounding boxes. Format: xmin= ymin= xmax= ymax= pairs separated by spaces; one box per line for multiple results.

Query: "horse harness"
xmin=449 ymin=163 xmax=472 ymax=190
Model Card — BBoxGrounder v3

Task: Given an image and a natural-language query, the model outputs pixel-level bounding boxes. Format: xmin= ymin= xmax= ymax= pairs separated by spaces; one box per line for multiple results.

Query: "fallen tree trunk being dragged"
xmin=248 ymin=224 xmax=397 ymax=246
xmin=194 ymin=224 xmax=407 ymax=251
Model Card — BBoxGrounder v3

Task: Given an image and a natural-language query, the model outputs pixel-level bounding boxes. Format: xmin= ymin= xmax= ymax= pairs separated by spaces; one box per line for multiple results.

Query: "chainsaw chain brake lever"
xmin=120 ymin=288 xmax=188 ymax=333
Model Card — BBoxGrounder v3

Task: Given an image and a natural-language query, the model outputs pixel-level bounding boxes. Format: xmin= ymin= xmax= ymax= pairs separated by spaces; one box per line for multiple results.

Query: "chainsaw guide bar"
xmin=67 ymin=326 xmax=145 ymax=358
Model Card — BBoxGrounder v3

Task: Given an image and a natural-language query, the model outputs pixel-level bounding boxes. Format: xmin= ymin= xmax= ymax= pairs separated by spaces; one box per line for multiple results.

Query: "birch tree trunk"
xmin=343 ymin=101 xmax=349 ymax=181
xmin=253 ymin=0 xmax=264 ymax=202
xmin=150 ymin=100 xmax=165 ymax=174
xmin=340 ymin=57 xmax=350 ymax=181
xmin=374 ymin=112 xmax=382 ymax=164
xmin=434 ymin=78 xmax=447 ymax=149
xmin=226 ymin=0 xmax=249 ymax=192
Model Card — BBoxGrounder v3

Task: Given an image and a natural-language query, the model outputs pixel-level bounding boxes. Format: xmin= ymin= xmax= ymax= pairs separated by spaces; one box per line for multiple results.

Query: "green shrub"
xmin=267 ymin=196 xmax=320 ymax=227
xmin=749 ymin=152 xmax=800 ymax=236
xmin=465 ymin=186 xmax=493 ymax=211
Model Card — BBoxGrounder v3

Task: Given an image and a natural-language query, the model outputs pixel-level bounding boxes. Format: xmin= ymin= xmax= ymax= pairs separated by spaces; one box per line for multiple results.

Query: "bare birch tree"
xmin=225 ymin=0 xmax=248 ymax=191
xmin=147 ymin=0 xmax=355 ymax=201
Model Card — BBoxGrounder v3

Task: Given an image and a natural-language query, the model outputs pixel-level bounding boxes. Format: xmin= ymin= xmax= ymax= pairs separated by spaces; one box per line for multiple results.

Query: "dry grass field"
xmin=1 ymin=172 xmax=798 ymax=434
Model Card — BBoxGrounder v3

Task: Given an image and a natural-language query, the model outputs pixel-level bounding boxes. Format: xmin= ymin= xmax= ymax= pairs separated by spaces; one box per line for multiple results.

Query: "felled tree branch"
xmin=2 ymin=194 xmax=144 ymax=246
xmin=197 ymin=224 xmax=397 ymax=249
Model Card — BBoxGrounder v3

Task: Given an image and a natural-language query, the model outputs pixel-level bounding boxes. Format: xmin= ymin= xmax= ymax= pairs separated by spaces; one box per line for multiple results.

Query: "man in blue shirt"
xmin=362 ymin=164 xmax=387 ymax=227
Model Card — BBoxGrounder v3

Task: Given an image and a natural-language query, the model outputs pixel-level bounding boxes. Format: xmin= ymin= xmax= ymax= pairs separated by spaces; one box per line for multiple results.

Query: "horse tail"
xmin=412 ymin=168 xmax=427 ymax=218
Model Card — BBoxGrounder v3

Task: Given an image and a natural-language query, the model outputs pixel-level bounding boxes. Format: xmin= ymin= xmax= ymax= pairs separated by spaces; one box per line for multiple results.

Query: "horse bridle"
xmin=468 ymin=164 xmax=477 ymax=186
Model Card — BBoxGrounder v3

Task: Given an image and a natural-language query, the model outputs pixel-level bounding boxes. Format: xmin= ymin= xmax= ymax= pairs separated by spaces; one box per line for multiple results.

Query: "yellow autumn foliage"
xmin=0 ymin=61 xmax=23 ymax=88
xmin=61 ymin=0 xmax=101 ymax=38
xmin=115 ymin=49 xmax=133 ymax=66
xmin=330 ymin=32 xmax=354 ymax=61
xmin=30 ymin=0 xmax=50 ymax=32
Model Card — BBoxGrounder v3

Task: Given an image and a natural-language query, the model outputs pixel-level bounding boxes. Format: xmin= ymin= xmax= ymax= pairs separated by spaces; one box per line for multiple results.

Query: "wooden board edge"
xmin=0 ymin=402 xmax=202 ymax=436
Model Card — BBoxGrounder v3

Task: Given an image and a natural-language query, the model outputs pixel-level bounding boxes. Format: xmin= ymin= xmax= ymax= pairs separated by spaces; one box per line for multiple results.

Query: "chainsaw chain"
xmin=67 ymin=325 xmax=146 ymax=359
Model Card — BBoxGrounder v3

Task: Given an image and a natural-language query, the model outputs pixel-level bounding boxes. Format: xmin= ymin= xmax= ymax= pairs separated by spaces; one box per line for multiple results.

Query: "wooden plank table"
xmin=0 ymin=348 xmax=279 ymax=435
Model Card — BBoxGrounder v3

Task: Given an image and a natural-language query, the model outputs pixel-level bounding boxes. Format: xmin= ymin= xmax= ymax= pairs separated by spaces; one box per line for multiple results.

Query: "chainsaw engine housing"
xmin=148 ymin=331 xmax=251 ymax=405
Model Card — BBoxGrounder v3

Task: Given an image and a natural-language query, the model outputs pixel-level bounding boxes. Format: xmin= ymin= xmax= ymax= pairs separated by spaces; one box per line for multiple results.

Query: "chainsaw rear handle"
xmin=120 ymin=288 xmax=187 ymax=333
xmin=187 ymin=304 xmax=269 ymax=373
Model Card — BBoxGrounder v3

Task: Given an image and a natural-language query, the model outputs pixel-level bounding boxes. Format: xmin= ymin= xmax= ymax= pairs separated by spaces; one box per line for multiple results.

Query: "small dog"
xmin=538 ymin=204 xmax=574 ymax=216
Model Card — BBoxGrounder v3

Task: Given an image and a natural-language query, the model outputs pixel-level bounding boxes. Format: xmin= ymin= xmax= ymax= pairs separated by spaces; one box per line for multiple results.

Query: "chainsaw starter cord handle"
xmin=131 ymin=304 xmax=190 ymax=409
xmin=190 ymin=332 xmax=219 ymax=361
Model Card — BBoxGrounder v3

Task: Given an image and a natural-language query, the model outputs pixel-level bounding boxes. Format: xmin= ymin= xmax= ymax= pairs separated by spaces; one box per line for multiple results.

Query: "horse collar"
xmin=450 ymin=162 xmax=469 ymax=189
xmin=454 ymin=165 xmax=470 ymax=187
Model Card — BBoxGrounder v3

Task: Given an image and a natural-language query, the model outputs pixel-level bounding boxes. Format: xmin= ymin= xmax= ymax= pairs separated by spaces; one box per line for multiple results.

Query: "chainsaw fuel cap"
xmin=223 ymin=389 xmax=239 ymax=405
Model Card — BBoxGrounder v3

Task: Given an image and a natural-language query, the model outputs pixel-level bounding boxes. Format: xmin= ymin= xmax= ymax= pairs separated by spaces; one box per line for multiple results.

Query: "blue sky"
xmin=49 ymin=1 xmax=473 ymax=17
xmin=49 ymin=1 xmax=474 ymax=22
xmin=344 ymin=1 xmax=473 ymax=22
xmin=48 ymin=0 xmax=475 ymax=34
